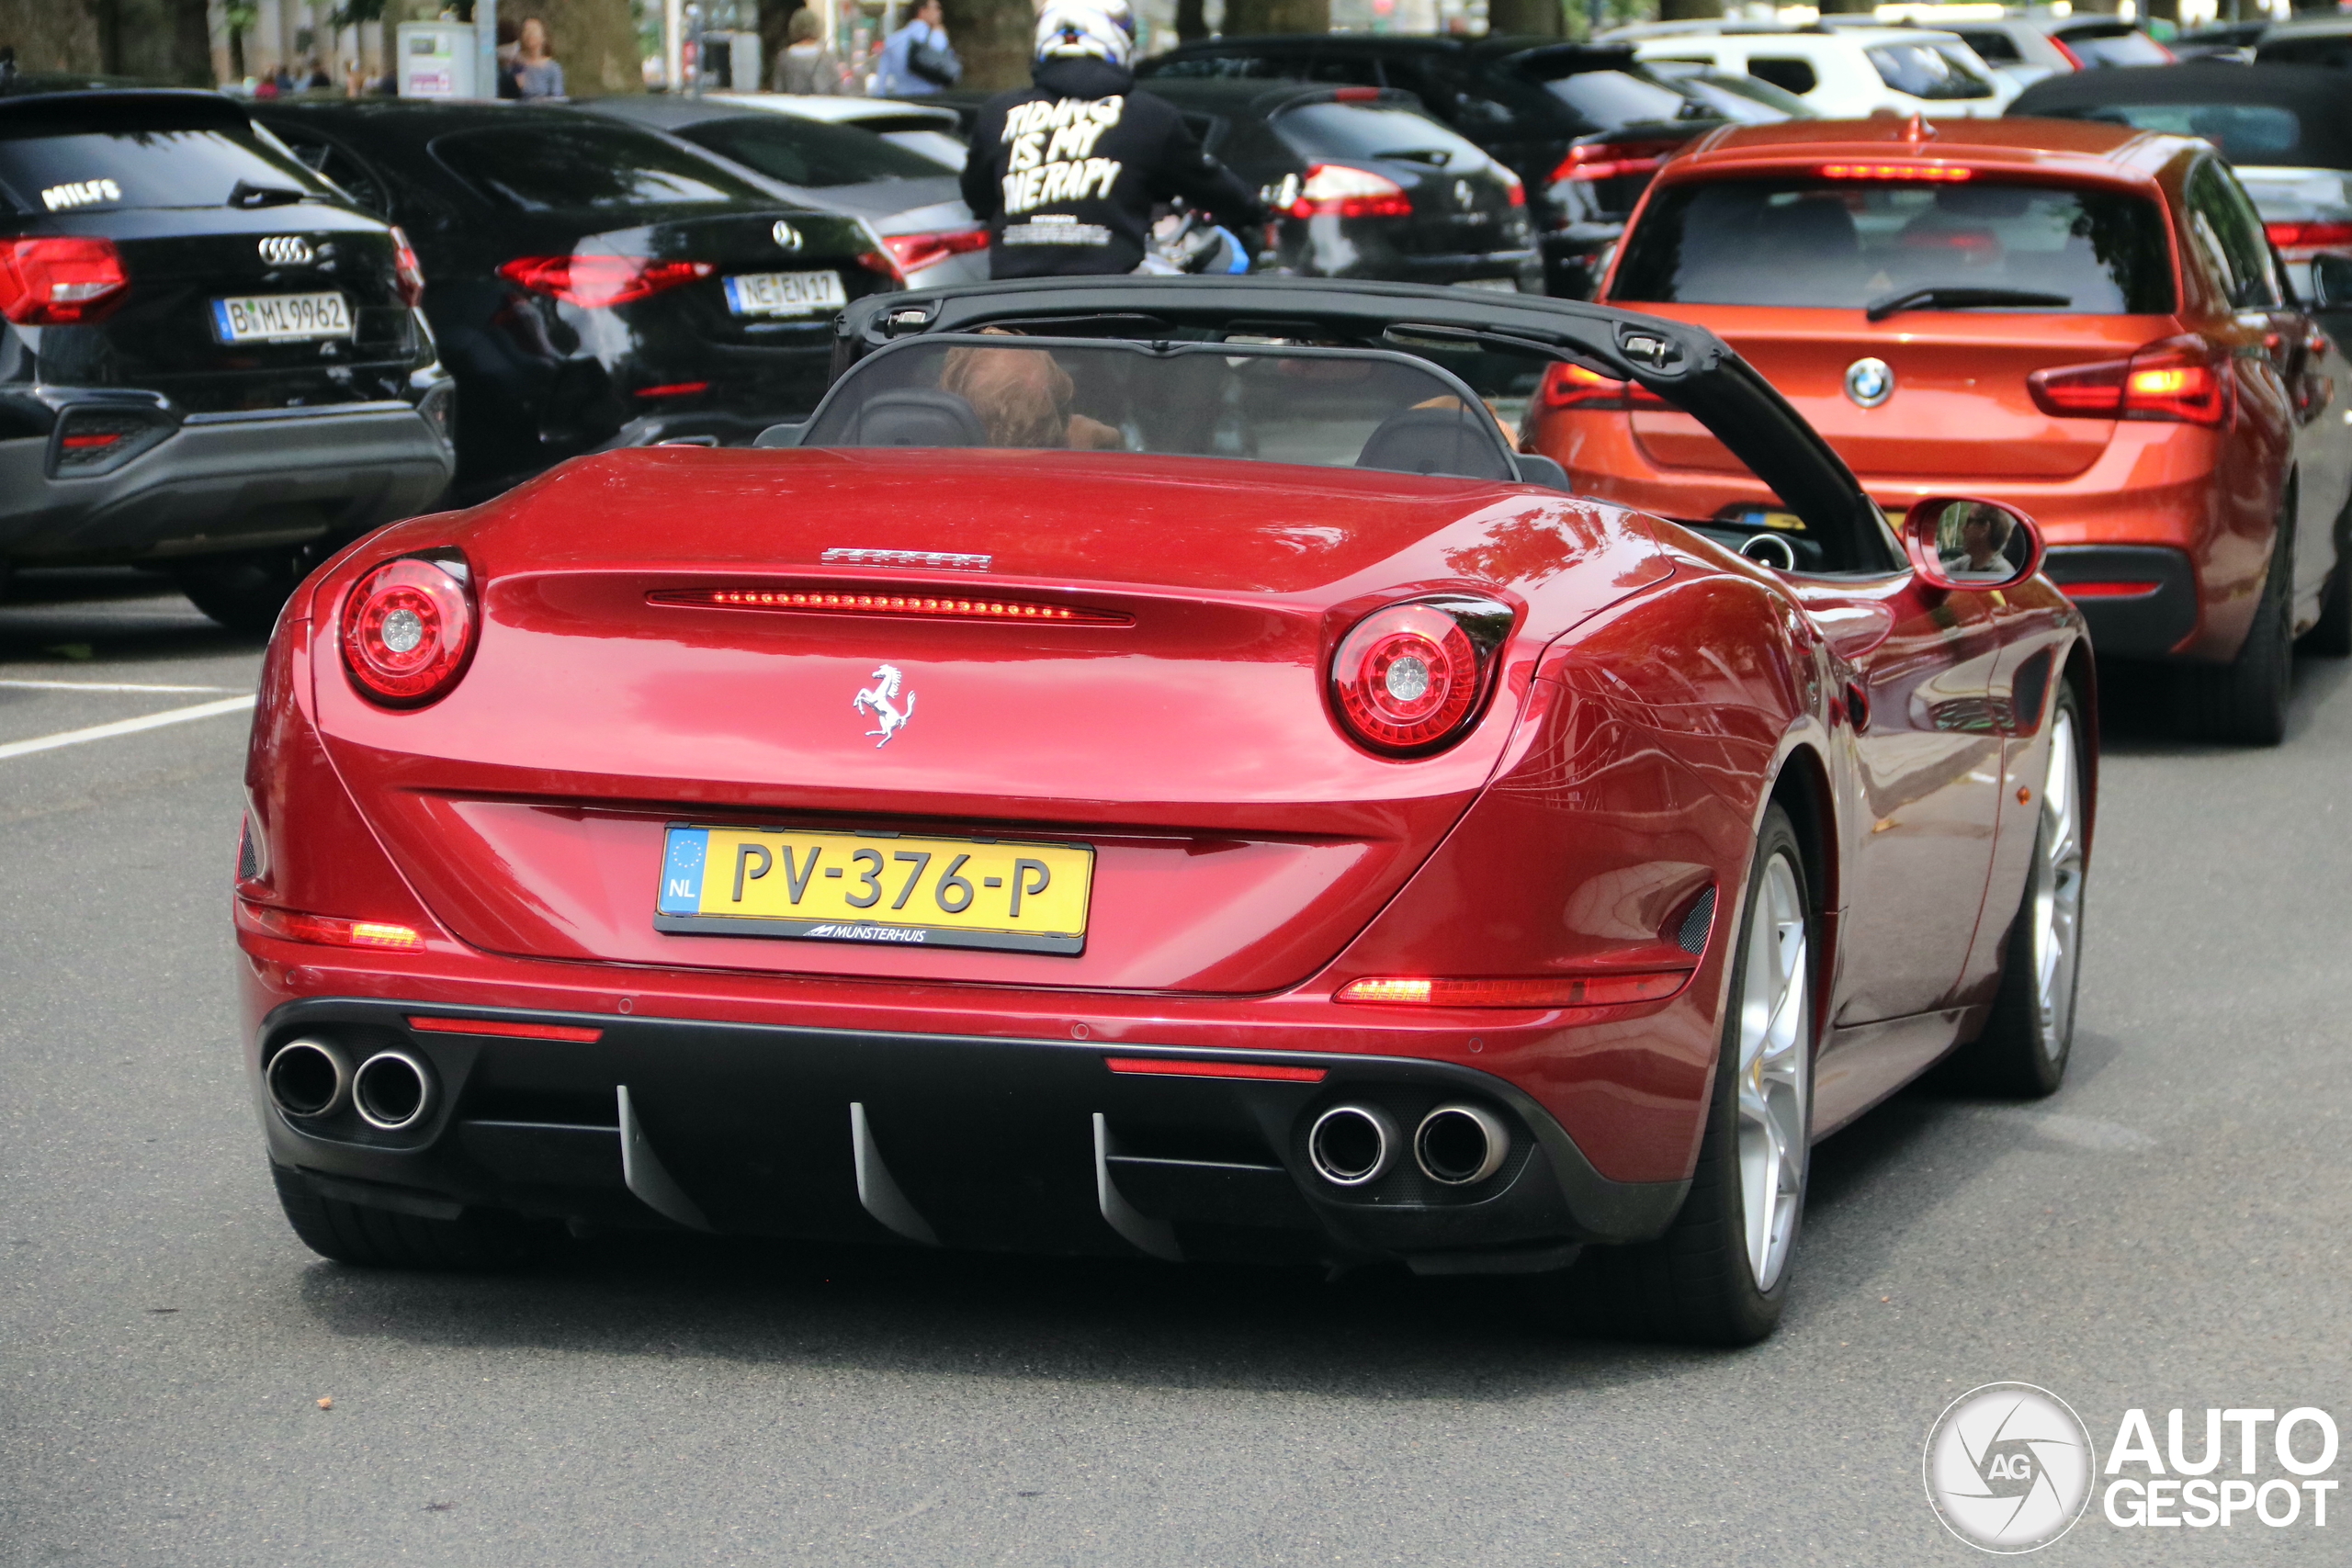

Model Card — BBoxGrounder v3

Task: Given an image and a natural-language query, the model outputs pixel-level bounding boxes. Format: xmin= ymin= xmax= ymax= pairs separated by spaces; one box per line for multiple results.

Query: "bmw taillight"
xmin=1539 ymin=361 xmax=1668 ymax=411
xmin=341 ymin=556 xmax=476 ymax=706
xmin=497 ymin=254 xmax=713 ymax=309
xmin=389 ymin=224 xmax=426 ymax=307
xmin=2265 ymin=219 xmax=2352 ymax=261
xmin=882 ymin=227 xmax=989 ymax=273
xmin=0 ymin=237 xmax=129 ymax=325
xmin=1329 ymin=597 xmax=1512 ymax=756
xmin=2028 ymin=336 xmax=2231 ymax=426
xmin=1290 ymin=164 xmax=1412 ymax=220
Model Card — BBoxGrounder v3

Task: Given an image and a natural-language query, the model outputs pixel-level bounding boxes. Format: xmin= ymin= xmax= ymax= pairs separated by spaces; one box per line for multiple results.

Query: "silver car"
xmin=576 ymin=96 xmax=988 ymax=288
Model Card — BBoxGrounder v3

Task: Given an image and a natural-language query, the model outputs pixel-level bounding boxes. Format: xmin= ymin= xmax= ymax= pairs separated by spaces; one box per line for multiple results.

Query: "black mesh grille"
xmin=1677 ymin=886 xmax=1717 ymax=957
xmin=237 ymin=818 xmax=260 ymax=883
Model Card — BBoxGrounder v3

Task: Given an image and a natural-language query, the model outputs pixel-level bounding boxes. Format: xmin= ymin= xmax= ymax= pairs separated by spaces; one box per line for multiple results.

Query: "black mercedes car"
xmin=1139 ymin=36 xmax=1742 ymax=296
xmin=1140 ymin=82 xmax=1538 ymax=291
xmin=252 ymin=100 xmax=899 ymax=500
xmin=0 ymin=89 xmax=454 ymax=628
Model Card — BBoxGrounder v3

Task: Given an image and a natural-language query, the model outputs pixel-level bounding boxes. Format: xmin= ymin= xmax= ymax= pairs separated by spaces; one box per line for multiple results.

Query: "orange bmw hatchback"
xmin=1530 ymin=117 xmax=2352 ymax=742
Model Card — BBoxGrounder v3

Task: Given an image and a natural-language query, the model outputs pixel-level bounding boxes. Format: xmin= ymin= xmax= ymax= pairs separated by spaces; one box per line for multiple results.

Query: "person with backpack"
xmin=876 ymin=0 xmax=960 ymax=97
xmin=959 ymin=1 xmax=1264 ymax=278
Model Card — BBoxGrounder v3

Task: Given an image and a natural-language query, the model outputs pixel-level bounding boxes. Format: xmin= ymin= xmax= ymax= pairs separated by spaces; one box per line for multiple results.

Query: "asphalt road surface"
xmin=5 ymin=568 xmax=2347 ymax=1567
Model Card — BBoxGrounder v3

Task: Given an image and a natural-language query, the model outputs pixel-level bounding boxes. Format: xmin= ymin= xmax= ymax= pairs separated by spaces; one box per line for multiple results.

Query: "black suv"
xmin=1139 ymin=35 xmax=1735 ymax=296
xmin=0 ymin=90 xmax=455 ymax=628
xmin=254 ymin=101 xmax=900 ymax=500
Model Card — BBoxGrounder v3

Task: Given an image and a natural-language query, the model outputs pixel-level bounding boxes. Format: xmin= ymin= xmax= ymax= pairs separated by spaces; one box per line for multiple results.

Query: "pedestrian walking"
xmin=511 ymin=17 xmax=565 ymax=101
xmin=775 ymin=8 xmax=854 ymax=95
xmin=876 ymin=0 xmax=959 ymax=98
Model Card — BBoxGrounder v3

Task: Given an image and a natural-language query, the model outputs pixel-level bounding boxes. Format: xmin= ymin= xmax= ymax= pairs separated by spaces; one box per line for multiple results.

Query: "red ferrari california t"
xmin=236 ymin=278 xmax=2093 ymax=1345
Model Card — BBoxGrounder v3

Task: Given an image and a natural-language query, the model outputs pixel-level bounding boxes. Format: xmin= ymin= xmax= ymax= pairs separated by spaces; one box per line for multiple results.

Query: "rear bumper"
xmin=0 ymin=397 xmax=454 ymax=564
xmin=253 ymin=998 xmax=1688 ymax=1269
xmin=2041 ymin=545 xmax=2201 ymax=660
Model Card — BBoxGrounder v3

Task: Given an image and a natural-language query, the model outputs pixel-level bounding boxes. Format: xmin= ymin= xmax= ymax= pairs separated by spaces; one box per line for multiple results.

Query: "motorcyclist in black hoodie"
xmin=958 ymin=1 xmax=1266 ymax=278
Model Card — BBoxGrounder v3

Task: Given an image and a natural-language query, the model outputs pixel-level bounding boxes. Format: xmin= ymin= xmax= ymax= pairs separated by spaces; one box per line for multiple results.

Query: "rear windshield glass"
xmin=807 ymin=336 xmax=1516 ymax=479
xmin=432 ymin=124 xmax=766 ymax=210
xmin=1535 ymin=68 xmax=1693 ymax=130
xmin=1613 ymin=177 xmax=2175 ymax=313
xmin=682 ymin=115 xmax=952 ymax=187
xmin=1645 ymin=69 xmax=1809 ymax=123
xmin=2258 ymin=32 xmax=2352 ymax=69
xmin=1952 ymin=28 xmax=2023 ymax=64
xmin=2036 ymin=102 xmax=2313 ymax=166
xmin=1866 ymin=43 xmax=1996 ymax=100
xmin=2057 ymin=25 xmax=2172 ymax=67
xmin=0 ymin=128 xmax=329 ymax=214
xmin=1271 ymin=104 xmax=1488 ymax=166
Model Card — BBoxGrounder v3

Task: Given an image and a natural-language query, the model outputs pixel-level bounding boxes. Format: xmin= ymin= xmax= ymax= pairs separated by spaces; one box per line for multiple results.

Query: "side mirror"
xmin=1902 ymin=495 xmax=2043 ymax=592
xmin=2311 ymin=254 xmax=2352 ymax=312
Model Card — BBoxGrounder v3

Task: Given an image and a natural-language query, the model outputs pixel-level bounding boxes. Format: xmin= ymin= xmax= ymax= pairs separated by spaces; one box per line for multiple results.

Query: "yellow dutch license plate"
xmin=653 ymin=824 xmax=1094 ymax=955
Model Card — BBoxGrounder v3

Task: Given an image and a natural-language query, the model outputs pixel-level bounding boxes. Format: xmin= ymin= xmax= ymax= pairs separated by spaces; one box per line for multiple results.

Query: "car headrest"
xmin=843 ymin=389 xmax=988 ymax=447
xmin=1354 ymin=404 xmax=1514 ymax=481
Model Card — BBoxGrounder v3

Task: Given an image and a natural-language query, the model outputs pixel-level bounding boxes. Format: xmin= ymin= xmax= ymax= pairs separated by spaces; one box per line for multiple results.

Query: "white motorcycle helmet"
xmin=1034 ymin=1 xmax=1135 ymax=69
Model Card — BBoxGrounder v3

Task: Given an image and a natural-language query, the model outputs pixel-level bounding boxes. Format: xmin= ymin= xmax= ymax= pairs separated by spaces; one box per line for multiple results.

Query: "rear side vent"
xmin=50 ymin=405 xmax=175 ymax=477
xmin=1676 ymin=886 xmax=1717 ymax=957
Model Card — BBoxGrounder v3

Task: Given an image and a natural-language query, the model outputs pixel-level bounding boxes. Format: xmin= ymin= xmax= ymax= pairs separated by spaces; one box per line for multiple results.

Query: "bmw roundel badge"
xmin=1845 ymin=356 xmax=1895 ymax=409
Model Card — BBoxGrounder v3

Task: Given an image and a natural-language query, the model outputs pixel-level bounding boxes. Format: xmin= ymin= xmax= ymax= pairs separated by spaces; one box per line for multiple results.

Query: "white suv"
xmin=1629 ymin=28 xmax=2016 ymax=120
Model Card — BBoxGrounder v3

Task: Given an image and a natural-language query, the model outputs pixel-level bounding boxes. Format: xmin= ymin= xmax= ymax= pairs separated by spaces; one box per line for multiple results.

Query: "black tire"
xmin=271 ymin=1163 xmax=549 ymax=1270
xmin=1553 ymin=804 xmax=1815 ymax=1347
xmin=1946 ymin=686 xmax=2088 ymax=1098
xmin=2176 ymin=512 xmax=2293 ymax=746
xmin=173 ymin=548 xmax=307 ymax=636
xmin=2301 ymin=498 xmax=2352 ymax=659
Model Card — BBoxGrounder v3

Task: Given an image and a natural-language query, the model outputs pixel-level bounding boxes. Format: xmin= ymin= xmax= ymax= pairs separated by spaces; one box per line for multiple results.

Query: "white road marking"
xmin=0 ymin=695 xmax=256 ymax=761
xmin=0 ymin=679 xmax=240 ymax=694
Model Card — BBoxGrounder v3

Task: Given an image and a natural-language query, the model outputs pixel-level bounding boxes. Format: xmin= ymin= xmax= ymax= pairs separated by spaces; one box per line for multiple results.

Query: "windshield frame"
xmin=799 ymin=331 xmax=1522 ymax=481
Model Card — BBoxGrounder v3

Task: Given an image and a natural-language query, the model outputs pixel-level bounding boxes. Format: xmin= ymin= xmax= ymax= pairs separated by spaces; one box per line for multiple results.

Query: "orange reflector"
xmin=2059 ymin=581 xmax=2160 ymax=599
xmin=249 ymin=906 xmax=424 ymax=951
xmin=1103 ymin=1056 xmax=1329 ymax=1083
xmin=1337 ymin=972 xmax=1689 ymax=1008
xmin=408 ymin=1016 xmax=605 ymax=1043
xmin=650 ymin=588 xmax=1131 ymax=625
xmin=1818 ymin=163 xmax=1973 ymax=182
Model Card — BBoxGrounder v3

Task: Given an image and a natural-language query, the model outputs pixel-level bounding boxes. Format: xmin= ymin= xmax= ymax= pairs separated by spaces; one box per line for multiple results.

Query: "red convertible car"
xmin=236 ymin=279 xmax=2093 ymax=1345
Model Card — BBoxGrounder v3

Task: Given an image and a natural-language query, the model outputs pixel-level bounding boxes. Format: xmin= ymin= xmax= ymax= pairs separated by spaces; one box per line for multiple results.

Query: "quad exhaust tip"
xmin=1307 ymin=1103 xmax=1398 ymax=1187
xmin=352 ymin=1049 xmax=435 ymax=1131
xmin=1414 ymin=1103 xmax=1508 ymax=1186
xmin=265 ymin=1038 xmax=350 ymax=1120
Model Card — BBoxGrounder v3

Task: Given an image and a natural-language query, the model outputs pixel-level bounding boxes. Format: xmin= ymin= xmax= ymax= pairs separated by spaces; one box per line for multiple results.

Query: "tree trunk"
xmin=515 ymin=0 xmax=642 ymax=94
xmin=169 ymin=0 xmax=213 ymax=84
xmin=941 ymin=0 xmax=1034 ymax=94
xmin=1222 ymin=0 xmax=1329 ymax=34
xmin=1656 ymin=0 xmax=1723 ymax=20
xmin=0 ymin=0 xmax=107 ymax=72
xmin=1485 ymin=0 xmax=1563 ymax=39
xmin=1175 ymin=0 xmax=1207 ymax=43
xmin=1811 ymin=0 xmax=1875 ymax=14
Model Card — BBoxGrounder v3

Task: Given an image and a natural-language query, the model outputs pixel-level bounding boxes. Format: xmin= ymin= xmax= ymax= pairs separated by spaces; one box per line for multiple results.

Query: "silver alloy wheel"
xmin=2030 ymin=709 xmax=2086 ymax=1055
xmin=1737 ymin=851 xmax=1810 ymax=1292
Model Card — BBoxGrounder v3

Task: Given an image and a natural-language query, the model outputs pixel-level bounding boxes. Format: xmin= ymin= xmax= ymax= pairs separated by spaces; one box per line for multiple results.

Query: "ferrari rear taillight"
xmin=497 ymin=254 xmax=713 ymax=309
xmin=1336 ymin=972 xmax=1690 ymax=1007
xmin=649 ymin=587 xmax=1132 ymax=625
xmin=247 ymin=905 xmax=424 ymax=950
xmin=389 ymin=225 xmax=426 ymax=307
xmin=1539 ymin=361 xmax=1668 ymax=410
xmin=0 ymin=237 xmax=129 ymax=325
xmin=883 ymin=228 xmax=989 ymax=273
xmin=1550 ymin=140 xmax=1680 ymax=186
xmin=1329 ymin=597 xmax=1511 ymax=756
xmin=2027 ymin=336 xmax=2231 ymax=426
xmin=341 ymin=556 xmax=477 ymax=706
xmin=1290 ymin=164 xmax=1411 ymax=220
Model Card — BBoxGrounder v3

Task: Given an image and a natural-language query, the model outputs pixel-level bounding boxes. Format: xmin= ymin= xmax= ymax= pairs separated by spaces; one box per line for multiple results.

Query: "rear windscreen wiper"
xmin=227 ymin=179 xmax=311 ymax=209
xmin=1865 ymin=287 xmax=2071 ymax=322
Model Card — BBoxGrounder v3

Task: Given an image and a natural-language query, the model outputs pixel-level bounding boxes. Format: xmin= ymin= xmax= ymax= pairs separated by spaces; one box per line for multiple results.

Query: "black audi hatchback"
xmin=1142 ymin=81 xmax=1538 ymax=290
xmin=0 ymin=90 xmax=454 ymax=628
xmin=253 ymin=100 xmax=898 ymax=499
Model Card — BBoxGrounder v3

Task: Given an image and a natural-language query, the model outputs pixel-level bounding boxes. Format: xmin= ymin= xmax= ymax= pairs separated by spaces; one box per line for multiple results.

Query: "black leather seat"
xmin=1354 ymin=404 xmax=1513 ymax=481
